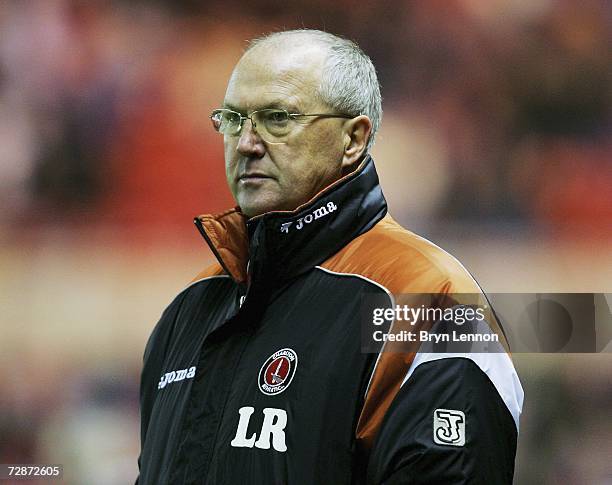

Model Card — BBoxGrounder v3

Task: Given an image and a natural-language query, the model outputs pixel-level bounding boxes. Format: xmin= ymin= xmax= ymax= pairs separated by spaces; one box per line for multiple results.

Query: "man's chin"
xmin=238 ymin=196 xmax=294 ymax=218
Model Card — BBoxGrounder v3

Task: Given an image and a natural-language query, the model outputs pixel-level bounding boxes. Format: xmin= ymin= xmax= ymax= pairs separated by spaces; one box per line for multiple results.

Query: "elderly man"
xmin=137 ymin=30 xmax=523 ymax=484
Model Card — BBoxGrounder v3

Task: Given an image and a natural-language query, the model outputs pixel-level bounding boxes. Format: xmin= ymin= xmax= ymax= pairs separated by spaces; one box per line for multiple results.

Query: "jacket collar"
xmin=194 ymin=155 xmax=387 ymax=288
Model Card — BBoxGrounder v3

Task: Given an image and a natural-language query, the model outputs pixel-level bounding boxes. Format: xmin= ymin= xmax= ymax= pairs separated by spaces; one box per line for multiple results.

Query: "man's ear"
xmin=341 ymin=115 xmax=373 ymax=170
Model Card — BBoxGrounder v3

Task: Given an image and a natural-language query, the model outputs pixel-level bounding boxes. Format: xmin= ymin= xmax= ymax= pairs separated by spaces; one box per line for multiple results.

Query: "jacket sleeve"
xmin=134 ymin=323 xmax=162 ymax=485
xmin=135 ymin=294 xmax=186 ymax=484
xmin=134 ymin=331 xmax=157 ymax=485
xmin=366 ymin=355 xmax=521 ymax=485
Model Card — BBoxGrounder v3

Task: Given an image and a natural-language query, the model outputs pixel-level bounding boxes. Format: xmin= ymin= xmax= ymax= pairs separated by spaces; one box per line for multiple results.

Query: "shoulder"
xmin=144 ymin=262 xmax=231 ymax=363
xmin=190 ymin=262 xmax=226 ymax=283
xmin=321 ymin=213 xmax=480 ymax=295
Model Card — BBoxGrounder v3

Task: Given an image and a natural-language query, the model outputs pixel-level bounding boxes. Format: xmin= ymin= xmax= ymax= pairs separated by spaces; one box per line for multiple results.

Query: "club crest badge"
xmin=258 ymin=348 xmax=298 ymax=396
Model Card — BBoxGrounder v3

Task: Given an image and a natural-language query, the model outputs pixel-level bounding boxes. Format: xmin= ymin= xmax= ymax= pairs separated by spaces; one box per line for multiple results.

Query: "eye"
xmin=222 ymin=111 xmax=240 ymax=124
xmin=265 ymin=110 xmax=290 ymax=125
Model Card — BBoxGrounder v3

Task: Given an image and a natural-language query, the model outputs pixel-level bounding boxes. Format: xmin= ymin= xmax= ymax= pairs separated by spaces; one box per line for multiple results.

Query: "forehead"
xmin=224 ymin=42 xmax=327 ymax=112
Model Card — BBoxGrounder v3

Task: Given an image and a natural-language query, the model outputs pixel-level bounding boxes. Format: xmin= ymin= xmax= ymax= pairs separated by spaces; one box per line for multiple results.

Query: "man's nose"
xmin=236 ymin=119 xmax=266 ymax=157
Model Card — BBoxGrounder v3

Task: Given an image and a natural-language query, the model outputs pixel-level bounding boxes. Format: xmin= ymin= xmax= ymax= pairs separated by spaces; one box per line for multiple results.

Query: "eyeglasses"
xmin=210 ymin=108 xmax=354 ymax=144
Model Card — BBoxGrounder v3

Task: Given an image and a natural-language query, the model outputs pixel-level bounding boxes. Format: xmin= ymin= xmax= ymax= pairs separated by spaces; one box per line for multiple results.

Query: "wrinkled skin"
xmin=222 ymin=39 xmax=371 ymax=217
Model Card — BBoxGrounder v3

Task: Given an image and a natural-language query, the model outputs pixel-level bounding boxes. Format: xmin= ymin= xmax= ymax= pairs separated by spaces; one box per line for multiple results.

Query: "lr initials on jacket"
xmin=230 ymin=407 xmax=288 ymax=452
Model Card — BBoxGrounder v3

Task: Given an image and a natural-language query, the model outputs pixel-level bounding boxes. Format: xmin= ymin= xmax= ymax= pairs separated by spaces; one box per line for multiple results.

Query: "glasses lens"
xmin=211 ymin=112 xmax=222 ymax=132
xmin=211 ymin=110 xmax=241 ymax=135
xmin=253 ymin=109 xmax=292 ymax=140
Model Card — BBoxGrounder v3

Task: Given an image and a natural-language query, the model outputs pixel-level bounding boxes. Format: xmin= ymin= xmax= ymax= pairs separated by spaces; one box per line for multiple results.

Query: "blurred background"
xmin=0 ymin=0 xmax=610 ymax=483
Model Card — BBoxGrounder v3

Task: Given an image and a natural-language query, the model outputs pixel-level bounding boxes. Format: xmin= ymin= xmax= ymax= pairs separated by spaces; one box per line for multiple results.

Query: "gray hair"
xmin=247 ymin=29 xmax=382 ymax=151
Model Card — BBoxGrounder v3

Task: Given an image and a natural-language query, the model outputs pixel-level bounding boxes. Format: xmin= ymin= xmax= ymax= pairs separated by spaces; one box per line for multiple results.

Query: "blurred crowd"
xmin=0 ymin=1 xmax=611 ymax=484
xmin=0 ymin=0 xmax=610 ymax=235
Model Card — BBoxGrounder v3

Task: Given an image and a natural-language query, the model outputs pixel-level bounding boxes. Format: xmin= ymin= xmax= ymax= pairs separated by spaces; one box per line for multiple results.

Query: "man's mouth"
xmin=238 ymin=172 xmax=274 ymax=182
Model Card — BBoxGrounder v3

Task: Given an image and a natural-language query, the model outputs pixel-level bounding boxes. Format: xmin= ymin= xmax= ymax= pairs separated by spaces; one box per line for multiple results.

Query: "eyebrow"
xmin=263 ymin=101 xmax=300 ymax=112
xmin=222 ymin=101 xmax=301 ymax=113
xmin=222 ymin=102 xmax=243 ymax=113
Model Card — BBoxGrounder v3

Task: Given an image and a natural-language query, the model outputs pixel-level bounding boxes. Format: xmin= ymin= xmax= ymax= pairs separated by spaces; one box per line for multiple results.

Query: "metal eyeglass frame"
xmin=210 ymin=108 xmax=355 ymax=144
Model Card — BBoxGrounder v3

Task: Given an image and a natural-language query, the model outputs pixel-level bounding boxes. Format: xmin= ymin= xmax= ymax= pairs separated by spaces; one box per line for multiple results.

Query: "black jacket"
xmin=137 ymin=156 xmax=523 ymax=484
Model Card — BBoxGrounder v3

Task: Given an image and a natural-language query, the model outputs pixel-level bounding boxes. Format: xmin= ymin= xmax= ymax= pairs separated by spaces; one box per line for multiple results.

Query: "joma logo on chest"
xmin=157 ymin=366 xmax=196 ymax=389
